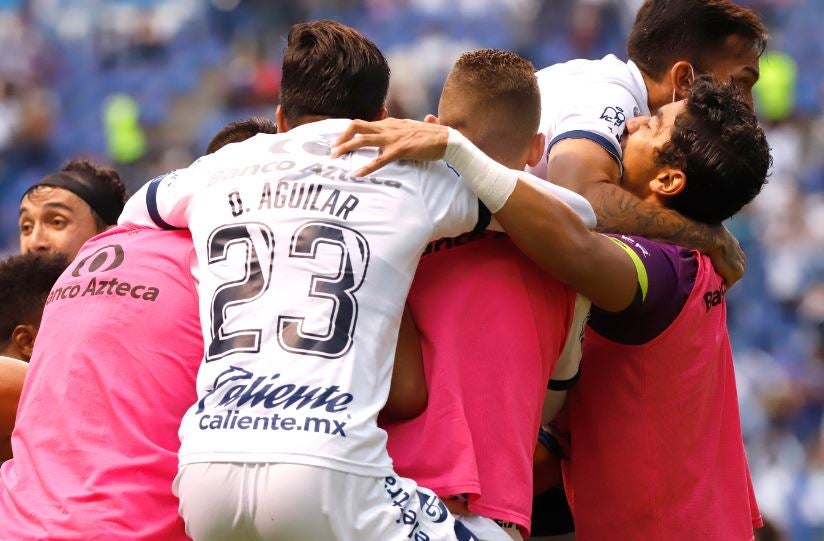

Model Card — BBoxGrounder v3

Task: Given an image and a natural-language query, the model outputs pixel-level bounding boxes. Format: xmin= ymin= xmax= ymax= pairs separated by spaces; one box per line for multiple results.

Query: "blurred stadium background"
xmin=0 ymin=0 xmax=821 ymax=538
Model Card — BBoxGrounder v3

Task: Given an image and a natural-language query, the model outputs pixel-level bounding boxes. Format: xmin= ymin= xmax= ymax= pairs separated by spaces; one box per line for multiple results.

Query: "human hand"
xmin=331 ymin=118 xmax=450 ymax=177
xmin=709 ymin=225 xmax=745 ymax=286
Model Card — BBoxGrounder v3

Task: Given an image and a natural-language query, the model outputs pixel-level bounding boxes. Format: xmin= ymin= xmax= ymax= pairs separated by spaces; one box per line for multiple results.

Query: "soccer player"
xmin=0 ymin=121 xmax=274 ymax=540
xmin=531 ymin=0 xmax=767 ymax=285
xmin=210 ymin=119 xmax=428 ymax=424
xmin=382 ymin=49 xmax=588 ymax=541
xmin=0 ymin=225 xmax=201 ymax=540
xmin=0 ymin=253 xmax=67 ymax=463
xmin=19 ymin=159 xmax=127 ymax=259
xmin=547 ymin=86 xmax=771 ymax=539
xmin=118 ymin=20 xmax=596 ymax=541
xmin=333 ymin=76 xmax=771 ymax=541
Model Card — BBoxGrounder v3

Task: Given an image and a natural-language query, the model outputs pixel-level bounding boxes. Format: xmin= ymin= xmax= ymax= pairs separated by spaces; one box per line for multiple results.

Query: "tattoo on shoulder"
xmin=593 ymin=184 xmax=715 ymax=251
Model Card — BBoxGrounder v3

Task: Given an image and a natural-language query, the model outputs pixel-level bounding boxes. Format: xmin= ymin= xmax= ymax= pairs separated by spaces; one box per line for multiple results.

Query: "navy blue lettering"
xmin=259 ymin=182 xmax=272 ymax=210
xmin=274 ymin=182 xmax=289 ymax=207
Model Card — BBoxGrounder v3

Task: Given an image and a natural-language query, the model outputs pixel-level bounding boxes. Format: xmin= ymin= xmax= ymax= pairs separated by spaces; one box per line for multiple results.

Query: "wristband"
xmin=443 ymin=128 xmax=519 ymax=213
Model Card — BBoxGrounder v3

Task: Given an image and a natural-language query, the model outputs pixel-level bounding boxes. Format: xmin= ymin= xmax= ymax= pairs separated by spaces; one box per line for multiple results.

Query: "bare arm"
xmin=548 ymin=138 xmax=744 ymax=284
xmin=380 ymin=306 xmax=427 ymax=422
xmin=333 ymin=119 xmax=639 ymax=311
xmin=494 ymin=178 xmax=637 ymax=311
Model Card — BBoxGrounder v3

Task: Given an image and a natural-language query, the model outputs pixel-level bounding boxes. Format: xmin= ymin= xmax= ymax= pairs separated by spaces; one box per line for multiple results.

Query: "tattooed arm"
xmin=547 ymin=138 xmax=744 ymax=284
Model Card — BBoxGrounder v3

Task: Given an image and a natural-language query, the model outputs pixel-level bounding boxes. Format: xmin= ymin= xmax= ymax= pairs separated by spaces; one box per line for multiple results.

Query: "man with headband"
xmin=19 ymin=160 xmax=127 ymax=259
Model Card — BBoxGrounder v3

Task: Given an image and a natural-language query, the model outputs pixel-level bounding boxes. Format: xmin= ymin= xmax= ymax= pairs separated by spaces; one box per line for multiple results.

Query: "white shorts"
xmin=174 ymin=462 xmax=482 ymax=541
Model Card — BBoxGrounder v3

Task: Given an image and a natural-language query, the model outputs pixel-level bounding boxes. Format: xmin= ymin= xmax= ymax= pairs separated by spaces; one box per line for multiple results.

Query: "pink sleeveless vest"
xmin=563 ymin=252 xmax=761 ymax=540
xmin=385 ymin=232 xmax=576 ymax=536
xmin=0 ymin=225 xmax=202 ymax=540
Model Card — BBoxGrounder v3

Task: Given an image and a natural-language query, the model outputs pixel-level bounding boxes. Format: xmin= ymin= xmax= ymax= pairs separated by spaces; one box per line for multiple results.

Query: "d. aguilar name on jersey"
xmin=118 ymin=118 xmax=595 ymax=478
xmin=118 ymin=118 xmax=486 ymax=477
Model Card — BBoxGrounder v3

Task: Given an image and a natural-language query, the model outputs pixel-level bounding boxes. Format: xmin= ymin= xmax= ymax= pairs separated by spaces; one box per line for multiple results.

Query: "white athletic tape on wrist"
xmin=443 ymin=128 xmax=519 ymax=213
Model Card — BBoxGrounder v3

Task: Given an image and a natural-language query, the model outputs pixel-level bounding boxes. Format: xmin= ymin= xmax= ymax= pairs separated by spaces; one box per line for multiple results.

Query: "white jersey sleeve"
xmin=417 ymin=160 xmax=485 ymax=240
xmin=118 ymin=167 xmax=203 ymax=230
xmin=530 ymin=56 xmax=650 ymax=181
xmin=542 ymin=293 xmax=591 ymax=423
xmin=549 ymin=82 xmax=640 ymax=171
xmin=487 ymin=172 xmax=597 ymax=232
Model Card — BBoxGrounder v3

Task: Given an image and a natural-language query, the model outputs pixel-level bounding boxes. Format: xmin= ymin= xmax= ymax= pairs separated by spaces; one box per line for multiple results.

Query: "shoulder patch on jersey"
xmin=599 ymin=106 xmax=626 ymax=134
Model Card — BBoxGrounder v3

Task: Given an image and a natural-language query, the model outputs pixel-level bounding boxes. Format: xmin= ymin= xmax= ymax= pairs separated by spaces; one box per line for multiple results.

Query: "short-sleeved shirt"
xmin=527 ymin=55 xmax=650 ymax=180
xmin=0 ymin=225 xmax=202 ymax=540
xmin=118 ymin=119 xmax=490 ymax=477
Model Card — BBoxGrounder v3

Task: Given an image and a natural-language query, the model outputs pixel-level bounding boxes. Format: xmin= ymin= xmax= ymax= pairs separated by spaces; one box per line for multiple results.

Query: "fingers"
xmin=333 ymin=119 xmax=377 ymax=148
xmin=333 ymin=117 xmax=409 ymax=147
xmin=330 ymin=117 xmax=440 ymax=175
xmin=718 ymin=252 xmax=745 ymax=287
xmin=331 ymin=134 xmax=387 ymax=158
xmin=714 ymin=225 xmax=745 ymax=287
xmin=353 ymin=146 xmax=402 ymax=177
xmin=352 ymin=160 xmax=383 ymax=178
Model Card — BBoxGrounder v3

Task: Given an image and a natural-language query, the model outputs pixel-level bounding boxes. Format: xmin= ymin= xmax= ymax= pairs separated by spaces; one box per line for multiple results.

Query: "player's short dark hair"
xmin=441 ymin=49 xmax=540 ymax=163
xmin=205 ymin=117 xmax=278 ymax=154
xmin=24 ymin=160 xmax=127 ymax=228
xmin=658 ymin=76 xmax=770 ymax=224
xmin=279 ymin=20 xmax=389 ymax=127
xmin=627 ymin=0 xmax=767 ymax=79
xmin=0 ymin=253 xmax=68 ymax=348
xmin=447 ymin=49 xmax=540 ymax=133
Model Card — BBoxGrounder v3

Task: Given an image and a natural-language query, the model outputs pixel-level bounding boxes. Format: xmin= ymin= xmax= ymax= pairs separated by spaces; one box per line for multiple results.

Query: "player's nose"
xmin=26 ymin=225 xmax=53 ymax=253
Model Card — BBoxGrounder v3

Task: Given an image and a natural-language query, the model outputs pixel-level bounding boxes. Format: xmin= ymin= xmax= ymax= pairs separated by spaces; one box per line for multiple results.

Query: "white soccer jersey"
xmin=528 ymin=54 xmax=651 ymax=181
xmin=118 ymin=118 xmax=490 ymax=477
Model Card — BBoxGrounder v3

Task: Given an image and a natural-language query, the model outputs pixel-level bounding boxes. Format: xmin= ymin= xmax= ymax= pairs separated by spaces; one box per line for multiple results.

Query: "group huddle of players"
xmin=0 ymin=1 xmax=775 ymax=540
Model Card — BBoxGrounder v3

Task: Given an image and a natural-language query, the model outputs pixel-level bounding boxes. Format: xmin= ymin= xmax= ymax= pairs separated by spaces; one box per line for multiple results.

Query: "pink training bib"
xmin=0 ymin=225 xmax=203 ymax=540
xmin=385 ymin=232 xmax=576 ymax=536
xmin=563 ymin=251 xmax=761 ymax=541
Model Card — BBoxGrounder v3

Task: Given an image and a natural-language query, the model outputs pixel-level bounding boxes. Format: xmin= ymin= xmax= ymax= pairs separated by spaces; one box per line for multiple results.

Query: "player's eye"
xmin=19 ymin=222 xmax=32 ymax=234
xmin=735 ymin=77 xmax=755 ymax=90
xmin=51 ymin=217 xmax=68 ymax=229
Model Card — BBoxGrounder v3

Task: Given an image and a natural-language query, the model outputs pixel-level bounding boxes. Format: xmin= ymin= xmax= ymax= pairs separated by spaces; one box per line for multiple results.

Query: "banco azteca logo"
xmin=71 ymin=244 xmax=125 ymax=277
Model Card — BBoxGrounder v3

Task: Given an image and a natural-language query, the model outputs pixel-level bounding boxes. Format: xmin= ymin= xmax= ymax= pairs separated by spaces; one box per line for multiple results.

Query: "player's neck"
xmin=639 ymin=70 xmax=673 ymax=113
xmin=0 ymin=343 xmax=26 ymax=362
xmin=286 ymin=114 xmax=336 ymax=131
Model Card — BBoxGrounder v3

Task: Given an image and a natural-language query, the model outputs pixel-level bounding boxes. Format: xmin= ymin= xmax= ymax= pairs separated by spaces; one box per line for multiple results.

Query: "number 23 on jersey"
xmin=206 ymin=220 xmax=370 ymax=361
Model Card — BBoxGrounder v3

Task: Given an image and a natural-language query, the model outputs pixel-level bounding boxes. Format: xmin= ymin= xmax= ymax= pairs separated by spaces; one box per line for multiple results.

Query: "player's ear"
xmin=649 ymin=168 xmax=686 ymax=198
xmin=275 ymin=106 xmax=289 ymax=133
xmin=670 ymin=61 xmax=694 ymax=101
xmin=11 ymin=324 xmax=37 ymax=362
xmin=375 ymin=106 xmax=389 ymax=121
xmin=526 ymin=133 xmax=546 ymax=168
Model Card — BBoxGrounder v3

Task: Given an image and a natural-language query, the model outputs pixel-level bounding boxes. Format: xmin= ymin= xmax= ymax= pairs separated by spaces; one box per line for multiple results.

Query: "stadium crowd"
xmin=0 ymin=0 xmax=822 ymax=540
